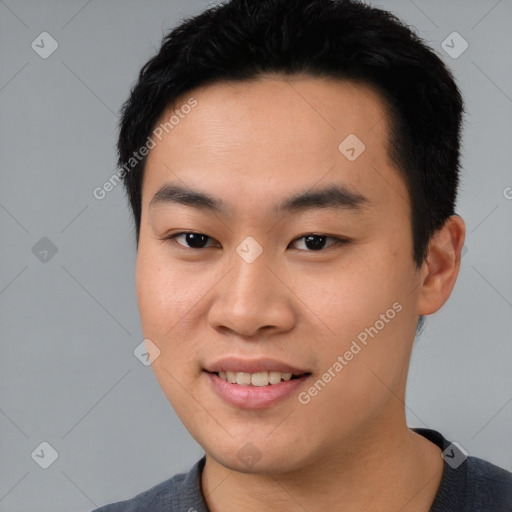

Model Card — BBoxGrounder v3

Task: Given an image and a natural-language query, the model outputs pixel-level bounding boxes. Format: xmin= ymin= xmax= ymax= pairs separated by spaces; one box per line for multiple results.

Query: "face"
xmin=136 ymin=75 xmax=426 ymax=473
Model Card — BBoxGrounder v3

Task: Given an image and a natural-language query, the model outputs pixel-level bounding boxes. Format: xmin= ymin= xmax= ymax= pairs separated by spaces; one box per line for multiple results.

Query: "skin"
xmin=136 ymin=75 xmax=466 ymax=512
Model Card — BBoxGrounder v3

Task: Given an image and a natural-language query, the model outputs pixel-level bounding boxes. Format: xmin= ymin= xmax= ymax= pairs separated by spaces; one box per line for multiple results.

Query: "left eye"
xmin=289 ymin=234 xmax=343 ymax=251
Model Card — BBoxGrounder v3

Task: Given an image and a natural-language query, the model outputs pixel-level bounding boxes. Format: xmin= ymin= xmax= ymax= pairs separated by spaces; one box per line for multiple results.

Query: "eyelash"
xmin=162 ymin=232 xmax=350 ymax=252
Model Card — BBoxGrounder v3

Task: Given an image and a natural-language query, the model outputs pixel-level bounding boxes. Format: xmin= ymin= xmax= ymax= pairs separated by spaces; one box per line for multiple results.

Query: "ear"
xmin=417 ymin=215 xmax=466 ymax=316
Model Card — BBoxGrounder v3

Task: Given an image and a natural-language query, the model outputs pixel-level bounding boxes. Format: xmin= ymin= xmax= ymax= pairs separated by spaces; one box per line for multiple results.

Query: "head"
xmin=118 ymin=0 xmax=465 ymax=473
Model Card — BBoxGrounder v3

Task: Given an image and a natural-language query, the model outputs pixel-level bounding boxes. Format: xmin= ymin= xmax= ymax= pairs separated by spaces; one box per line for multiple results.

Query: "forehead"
xmin=142 ymin=75 xmax=408 ymax=217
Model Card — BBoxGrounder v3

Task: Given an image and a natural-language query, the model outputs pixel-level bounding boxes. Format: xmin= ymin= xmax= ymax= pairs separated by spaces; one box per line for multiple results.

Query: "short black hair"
xmin=117 ymin=0 xmax=464 ymax=268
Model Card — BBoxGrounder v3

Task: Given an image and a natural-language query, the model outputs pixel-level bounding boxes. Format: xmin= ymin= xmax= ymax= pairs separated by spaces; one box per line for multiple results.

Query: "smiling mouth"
xmin=210 ymin=370 xmax=310 ymax=387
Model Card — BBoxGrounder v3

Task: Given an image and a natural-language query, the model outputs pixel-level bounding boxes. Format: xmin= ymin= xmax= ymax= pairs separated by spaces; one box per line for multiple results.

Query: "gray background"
xmin=0 ymin=0 xmax=511 ymax=510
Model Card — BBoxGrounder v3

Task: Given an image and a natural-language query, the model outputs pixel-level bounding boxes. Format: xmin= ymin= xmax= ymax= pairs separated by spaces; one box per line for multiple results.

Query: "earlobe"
xmin=417 ymin=215 xmax=466 ymax=316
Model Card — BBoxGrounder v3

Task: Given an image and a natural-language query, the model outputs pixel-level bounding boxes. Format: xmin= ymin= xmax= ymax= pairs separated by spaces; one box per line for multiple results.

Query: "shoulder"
xmin=462 ymin=456 xmax=512 ymax=509
xmin=431 ymin=454 xmax=512 ymax=511
xmin=91 ymin=473 xmax=185 ymax=512
xmin=91 ymin=457 xmax=206 ymax=512
xmin=411 ymin=428 xmax=512 ymax=511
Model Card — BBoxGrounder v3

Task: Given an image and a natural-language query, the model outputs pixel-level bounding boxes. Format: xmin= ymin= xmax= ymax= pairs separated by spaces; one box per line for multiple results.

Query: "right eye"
xmin=164 ymin=232 xmax=221 ymax=249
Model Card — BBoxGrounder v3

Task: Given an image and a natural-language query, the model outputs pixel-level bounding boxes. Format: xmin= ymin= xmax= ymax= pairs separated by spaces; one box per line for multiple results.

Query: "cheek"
xmin=135 ymin=247 xmax=203 ymax=414
xmin=290 ymin=259 xmax=399 ymax=345
xmin=292 ymin=255 xmax=413 ymax=388
xmin=135 ymin=244 xmax=222 ymax=370
xmin=136 ymin=249 xmax=168 ymax=336
xmin=136 ymin=245 xmax=194 ymax=330
xmin=136 ymin=247 xmax=192 ymax=358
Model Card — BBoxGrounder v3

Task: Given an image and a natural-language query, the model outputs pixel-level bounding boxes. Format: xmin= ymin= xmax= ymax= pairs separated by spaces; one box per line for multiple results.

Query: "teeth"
xmin=217 ymin=370 xmax=294 ymax=386
xmin=269 ymin=371 xmax=287 ymax=384
xmin=251 ymin=372 xmax=268 ymax=387
xmin=236 ymin=372 xmax=252 ymax=385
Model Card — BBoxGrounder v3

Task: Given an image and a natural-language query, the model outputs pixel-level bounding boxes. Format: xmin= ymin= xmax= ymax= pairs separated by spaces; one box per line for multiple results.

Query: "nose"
xmin=207 ymin=247 xmax=296 ymax=338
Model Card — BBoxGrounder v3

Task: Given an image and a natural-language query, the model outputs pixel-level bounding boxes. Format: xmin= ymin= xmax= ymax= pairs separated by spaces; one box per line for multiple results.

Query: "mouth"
xmin=203 ymin=357 xmax=312 ymax=408
xmin=204 ymin=366 xmax=312 ymax=409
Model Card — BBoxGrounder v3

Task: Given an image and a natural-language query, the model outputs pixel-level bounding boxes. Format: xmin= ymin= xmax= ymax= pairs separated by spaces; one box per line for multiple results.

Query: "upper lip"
xmin=205 ymin=357 xmax=310 ymax=375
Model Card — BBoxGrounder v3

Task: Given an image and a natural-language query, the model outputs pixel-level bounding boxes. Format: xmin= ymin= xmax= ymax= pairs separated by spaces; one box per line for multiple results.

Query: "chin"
xmin=203 ymin=436 xmax=313 ymax=475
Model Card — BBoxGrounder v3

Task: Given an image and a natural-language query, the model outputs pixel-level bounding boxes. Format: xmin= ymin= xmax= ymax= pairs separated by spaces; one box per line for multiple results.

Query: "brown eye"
xmin=168 ymin=232 xmax=220 ymax=249
xmin=289 ymin=234 xmax=347 ymax=251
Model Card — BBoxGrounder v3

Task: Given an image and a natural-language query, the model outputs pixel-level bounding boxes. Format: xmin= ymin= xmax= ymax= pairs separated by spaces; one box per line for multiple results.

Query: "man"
xmin=94 ymin=0 xmax=512 ymax=510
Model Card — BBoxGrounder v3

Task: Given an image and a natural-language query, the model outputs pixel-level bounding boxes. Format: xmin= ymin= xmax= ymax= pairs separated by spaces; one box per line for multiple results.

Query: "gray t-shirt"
xmin=92 ymin=428 xmax=512 ymax=511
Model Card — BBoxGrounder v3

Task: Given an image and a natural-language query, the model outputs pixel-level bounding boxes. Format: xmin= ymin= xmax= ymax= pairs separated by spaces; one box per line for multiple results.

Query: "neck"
xmin=201 ymin=414 xmax=444 ymax=512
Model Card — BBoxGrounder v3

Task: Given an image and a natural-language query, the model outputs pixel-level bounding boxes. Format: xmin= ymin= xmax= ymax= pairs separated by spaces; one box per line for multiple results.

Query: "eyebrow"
xmin=149 ymin=182 xmax=369 ymax=215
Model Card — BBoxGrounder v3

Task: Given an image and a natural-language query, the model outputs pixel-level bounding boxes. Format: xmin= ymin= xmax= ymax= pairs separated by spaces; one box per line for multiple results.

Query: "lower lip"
xmin=206 ymin=372 xmax=310 ymax=409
